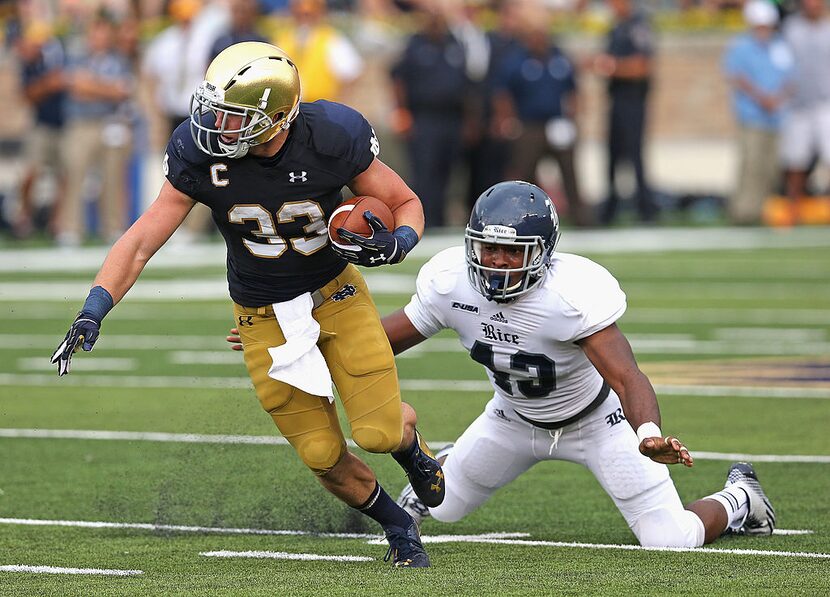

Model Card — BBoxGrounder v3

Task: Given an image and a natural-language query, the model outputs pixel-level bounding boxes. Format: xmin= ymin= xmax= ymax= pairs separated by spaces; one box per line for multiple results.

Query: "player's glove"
xmin=333 ymin=212 xmax=418 ymax=267
xmin=50 ymin=313 xmax=102 ymax=376
xmin=50 ymin=285 xmax=113 ymax=377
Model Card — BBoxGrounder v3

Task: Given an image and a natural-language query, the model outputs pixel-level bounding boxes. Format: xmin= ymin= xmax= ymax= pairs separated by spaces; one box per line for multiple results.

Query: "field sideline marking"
xmin=0 ymin=565 xmax=143 ymax=576
xmin=450 ymin=538 xmax=830 ymax=560
xmin=200 ymin=550 xmax=373 ymax=562
xmin=0 ymin=519 xmax=822 ymax=560
xmin=2 ymin=373 xmax=830 ymax=399
xmin=0 ymin=518 xmax=526 ymax=541
xmin=1 ymin=428 xmax=829 ymax=464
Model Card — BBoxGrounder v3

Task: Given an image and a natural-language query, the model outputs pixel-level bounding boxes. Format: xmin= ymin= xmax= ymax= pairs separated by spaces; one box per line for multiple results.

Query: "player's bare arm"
xmin=51 ymin=181 xmax=196 ymax=376
xmin=93 ymin=181 xmax=196 ymax=302
xmin=332 ymin=157 xmax=425 ymax=267
xmin=227 ymin=308 xmax=427 ymax=356
xmin=348 ymin=157 xmax=424 ymax=237
xmin=579 ymin=323 xmax=693 ymax=467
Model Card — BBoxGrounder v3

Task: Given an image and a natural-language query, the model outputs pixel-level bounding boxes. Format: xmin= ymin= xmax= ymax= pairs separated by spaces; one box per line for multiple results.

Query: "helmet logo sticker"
xmin=482 ymin=225 xmax=517 ymax=239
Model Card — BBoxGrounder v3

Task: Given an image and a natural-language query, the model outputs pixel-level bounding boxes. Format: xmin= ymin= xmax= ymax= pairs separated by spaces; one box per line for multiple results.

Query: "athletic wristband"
xmin=636 ymin=422 xmax=662 ymax=443
xmin=80 ymin=285 xmax=114 ymax=323
xmin=392 ymin=225 xmax=419 ymax=256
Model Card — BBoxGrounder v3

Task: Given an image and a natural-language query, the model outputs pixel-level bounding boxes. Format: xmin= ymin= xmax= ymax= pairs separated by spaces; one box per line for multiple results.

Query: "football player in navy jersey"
xmin=51 ymin=42 xmax=442 ymax=568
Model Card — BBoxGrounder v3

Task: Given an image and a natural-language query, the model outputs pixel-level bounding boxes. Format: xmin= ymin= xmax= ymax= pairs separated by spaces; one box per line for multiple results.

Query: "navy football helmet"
xmin=465 ymin=181 xmax=560 ymax=302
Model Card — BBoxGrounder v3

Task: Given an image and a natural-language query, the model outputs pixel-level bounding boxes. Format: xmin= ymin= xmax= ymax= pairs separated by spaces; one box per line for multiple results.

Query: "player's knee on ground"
xmin=632 ymin=506 xmax=705 ymax=548
xmin=351 ymin=424 xmax=402 ymax=455
xmin=294 ymin=433 xmax=347 ymax=476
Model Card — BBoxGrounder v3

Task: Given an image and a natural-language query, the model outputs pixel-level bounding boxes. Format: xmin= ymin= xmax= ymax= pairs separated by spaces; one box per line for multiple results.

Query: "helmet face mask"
xmin=465 ymin=182 xmax=560 ymax=302
xmin=189 ymin=42 xmax=301 ymax=159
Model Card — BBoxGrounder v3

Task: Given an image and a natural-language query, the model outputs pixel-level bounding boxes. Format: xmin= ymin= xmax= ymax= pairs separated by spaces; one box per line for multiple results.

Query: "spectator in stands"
xmin=57 ymin=14 xmax=133 ymax=246
xmin=451 ymin=0 xmax=521 ymax=210
xmin=780 ymin=0 xmax=830 ymax=219
xmin=723 ymin=0 xmax=795 ymax=225
xmin=143 ymin=0 xmax=212 ymax=136
xmin=209 ymin=0 xmax=267 ymax=60
xmin=589 ymin=0 xmax=658 ymax=225
xmin=272 ymin=0 xmax=364 ymax=102
xmin=14 ymin=21 xmax=67 ymax=239
xmin=145 ymin=0 xmax=227 ymax=242
xmin=390 ymin=5 xmax=469 ymax=228
xmin=492 ymin=4 xmax=591 ymax=227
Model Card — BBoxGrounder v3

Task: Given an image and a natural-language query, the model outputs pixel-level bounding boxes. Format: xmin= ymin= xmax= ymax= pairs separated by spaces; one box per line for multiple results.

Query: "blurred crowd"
xmin=2 ymin=0 xmax=829 ymax=245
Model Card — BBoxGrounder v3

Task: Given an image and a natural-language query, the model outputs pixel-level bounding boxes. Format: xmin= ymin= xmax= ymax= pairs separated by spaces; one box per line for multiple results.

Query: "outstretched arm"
xmin=579 ymin=324 xmax=693 ymax=467
xmin=93 ymin=181 xmax=196 ymax=303
xmin=51 ymin=182 xmax=195 ymax=375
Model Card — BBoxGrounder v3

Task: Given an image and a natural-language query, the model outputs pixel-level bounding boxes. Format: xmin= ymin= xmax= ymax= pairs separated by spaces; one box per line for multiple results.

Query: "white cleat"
xmin=725 ymin=462 xmax=776 ymax=536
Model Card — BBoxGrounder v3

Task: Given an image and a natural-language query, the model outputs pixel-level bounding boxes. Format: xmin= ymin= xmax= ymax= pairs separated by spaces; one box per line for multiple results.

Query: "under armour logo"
xmin=238 ymin=315 xmax=254 ymax=327
xmin=289 ymin=171 xmax=307 ymax=183
xmin=605 ymin=408 xmax=626 ymax=427
xmin=368 ymin=255 xmax=387 ymax=264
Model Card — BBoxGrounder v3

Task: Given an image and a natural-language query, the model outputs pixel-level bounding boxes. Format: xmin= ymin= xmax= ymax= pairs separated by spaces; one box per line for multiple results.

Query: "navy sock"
xmin=391 ymin=435 xmax=418 ymax=469
xmin=356 ymin=481 xmax=411 ymax=529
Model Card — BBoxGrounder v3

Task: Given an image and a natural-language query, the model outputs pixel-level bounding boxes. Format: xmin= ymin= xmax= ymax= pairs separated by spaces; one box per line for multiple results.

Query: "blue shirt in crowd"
xmin=723 ymin=32 xmax=795 ymax=130
xmin=496 ymin=44 xmax=576 ymax=123
xmin=21 ymin=38 xmax=66 ymax=128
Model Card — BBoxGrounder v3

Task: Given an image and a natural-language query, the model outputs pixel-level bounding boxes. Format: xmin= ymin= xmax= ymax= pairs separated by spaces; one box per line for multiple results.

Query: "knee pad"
xmin=633 ymin=506 xmax=705 ymax=548
xmin=295 ymin=433 xmax=347 ymax=476
xmin=351 ymin=425 xmax=401 ymax=454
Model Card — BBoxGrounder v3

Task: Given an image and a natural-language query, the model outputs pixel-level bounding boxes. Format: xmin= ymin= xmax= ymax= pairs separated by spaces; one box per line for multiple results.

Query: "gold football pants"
xmin=233 ymin=265 xmax=403 ymax=475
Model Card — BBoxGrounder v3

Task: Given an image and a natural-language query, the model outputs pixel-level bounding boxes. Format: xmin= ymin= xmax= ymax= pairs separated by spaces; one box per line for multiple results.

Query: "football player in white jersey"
xmin=388 ymin=181 xmax=776 ymax=547
xmin=229 ymin=181 xmax=776 ymax=547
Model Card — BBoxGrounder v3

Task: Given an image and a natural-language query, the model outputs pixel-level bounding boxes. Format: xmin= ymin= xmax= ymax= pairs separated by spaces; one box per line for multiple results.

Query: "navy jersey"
xmin=164 ymin=100 xmax=379 ymax=306
xmin=606 ymin=12 xmax=654 ymax=97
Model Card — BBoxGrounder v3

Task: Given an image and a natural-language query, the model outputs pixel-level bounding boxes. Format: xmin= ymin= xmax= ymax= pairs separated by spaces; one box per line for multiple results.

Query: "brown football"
xmin=328 ymin=196 xmax=395 ymax=247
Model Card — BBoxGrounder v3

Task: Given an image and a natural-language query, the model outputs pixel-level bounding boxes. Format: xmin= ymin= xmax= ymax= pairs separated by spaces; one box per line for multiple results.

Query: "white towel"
xmin=267 ymin=293 xmax=334 ymax=400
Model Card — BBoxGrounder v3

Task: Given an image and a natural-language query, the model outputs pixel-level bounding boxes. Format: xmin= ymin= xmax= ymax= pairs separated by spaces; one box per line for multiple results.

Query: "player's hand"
xmin=639 ymin=435 xmax=694 ymax=467
xmin=50 ymin=314 xmax=102 ymax=376
xmin=226 ymin=327 xmax=243 ymax=351
xmin=334 ymin=211 xmax=406 ymax=267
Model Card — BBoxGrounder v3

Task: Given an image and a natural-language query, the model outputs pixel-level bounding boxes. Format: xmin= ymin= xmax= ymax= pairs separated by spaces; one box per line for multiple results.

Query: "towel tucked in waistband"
xmin=267 ymin=292 xmax=334 ymax=400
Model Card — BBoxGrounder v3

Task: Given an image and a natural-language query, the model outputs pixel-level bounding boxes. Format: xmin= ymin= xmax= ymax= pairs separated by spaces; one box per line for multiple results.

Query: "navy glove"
xmin=50 ymin=313 xmax=101 ymax=376
xmin=334 ymin=211 xmax=409 ymax=267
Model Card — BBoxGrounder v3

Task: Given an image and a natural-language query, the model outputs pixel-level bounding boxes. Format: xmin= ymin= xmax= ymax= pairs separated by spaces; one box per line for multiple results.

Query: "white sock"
xmin=707 ymin=484 xmax=750 ymax=529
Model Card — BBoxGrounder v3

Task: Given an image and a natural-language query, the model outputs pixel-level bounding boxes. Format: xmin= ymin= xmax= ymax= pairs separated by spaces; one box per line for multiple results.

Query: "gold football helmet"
xmin=190 ymin=42 xmax=301 ymax=158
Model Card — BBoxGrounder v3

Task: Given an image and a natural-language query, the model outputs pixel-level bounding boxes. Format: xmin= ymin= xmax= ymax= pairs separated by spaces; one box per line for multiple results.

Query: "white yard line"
xmin=7 ymin=333 xmax=830 ymax=358
xmin=2 ymin=372 xmax=830 ymax=399
xmin=2 ymin=428 xmax=829 ymax=464
xmin=0 ymin=518 xmax=821 ymax=560
xmin=0 ymin=564 xmax=143 ymax=576
xmin=4 ymin=226 xmax=830 ymax=274
xmin=5 ymin=306 xmax=830 ymax=327
xmin=17 ymin=357 xmax=137 ymax=372
xmin=200 ymin=550 xmax=373 ymax=562
xmin=447 ymin=538 xmax=830 ymax=560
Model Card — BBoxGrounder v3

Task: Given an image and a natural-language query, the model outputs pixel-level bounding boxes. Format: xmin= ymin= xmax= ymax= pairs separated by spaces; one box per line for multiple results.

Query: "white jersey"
xmin=404 ymin=246 xmax=626 ymax=422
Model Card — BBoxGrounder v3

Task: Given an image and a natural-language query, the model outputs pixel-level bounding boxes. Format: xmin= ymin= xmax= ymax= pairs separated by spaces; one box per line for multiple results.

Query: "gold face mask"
xmin=190 ymin=42 xmax=302 ymax=158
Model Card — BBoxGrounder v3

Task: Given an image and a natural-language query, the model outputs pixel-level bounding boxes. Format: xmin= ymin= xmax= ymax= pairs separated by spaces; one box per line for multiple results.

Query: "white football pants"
xmin=430 ymin=391 xmax=705 ymax=548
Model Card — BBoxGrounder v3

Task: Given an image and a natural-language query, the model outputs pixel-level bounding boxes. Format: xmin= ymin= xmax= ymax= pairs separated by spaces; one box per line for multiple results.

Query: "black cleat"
xmin=397 ymin=443 xmax=453 ymax=525
xmin=383 ymin=516 xmax=430 ymax=568
xmin=397 ymin=430 xmax=445 ymax=508
xmin=724 ymin=462 xmax=776 ymax=536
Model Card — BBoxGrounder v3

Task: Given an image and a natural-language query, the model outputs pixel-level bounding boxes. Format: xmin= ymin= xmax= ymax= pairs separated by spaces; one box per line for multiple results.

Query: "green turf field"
xmin=1 ymin=232 xmax=829 ymax=595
